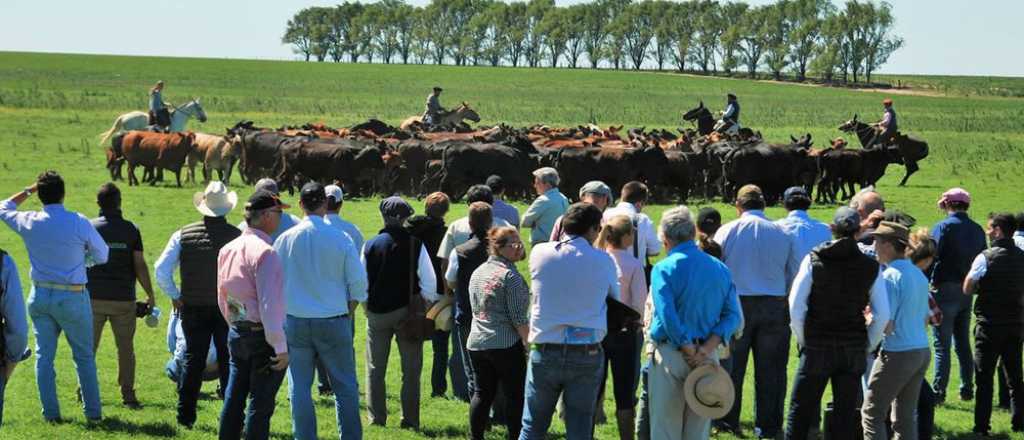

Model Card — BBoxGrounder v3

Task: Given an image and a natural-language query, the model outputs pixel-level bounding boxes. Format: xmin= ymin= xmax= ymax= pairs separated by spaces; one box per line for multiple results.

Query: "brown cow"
xmin=120 ymin=131 xmax=195 ymax=187
xmin=187 ymin=132 xmax=240 ymax=184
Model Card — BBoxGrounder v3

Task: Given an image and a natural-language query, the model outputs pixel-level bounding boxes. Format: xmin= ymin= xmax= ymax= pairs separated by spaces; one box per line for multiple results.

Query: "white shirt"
xmin=789 ymin=255 xmax=891 ymax=351
xmin=154 ymin=230 xmax=183 ymax=300
xmin=967 ymin=252 xmax=989 ymax=281
xmin=436 ymin=216 xmax=512 ymax=260
xmin=363 ymin=240 xmax=440 ymax=303
xmin=602 ymin=202 xmax=661 ymax=261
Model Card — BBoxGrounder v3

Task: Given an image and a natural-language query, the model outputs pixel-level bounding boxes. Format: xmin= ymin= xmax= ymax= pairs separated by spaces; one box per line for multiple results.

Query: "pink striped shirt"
xmin=217 ymin=228 xmax=287 ymax=354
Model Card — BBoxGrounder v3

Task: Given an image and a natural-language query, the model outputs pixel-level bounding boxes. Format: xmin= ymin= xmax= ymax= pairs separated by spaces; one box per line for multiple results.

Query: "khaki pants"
xmin=649 ymin=344 xmax=718 ymax=440
xmin=91 ymin=299 xmax=137 ymax=402
xmin=862 ymin=348 xmax=930 ymax=440
xmin=365 ymin=306 xmax=424 ymax=428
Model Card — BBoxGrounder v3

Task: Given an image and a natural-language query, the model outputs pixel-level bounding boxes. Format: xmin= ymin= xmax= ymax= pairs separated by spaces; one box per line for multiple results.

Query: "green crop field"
xmin=0 ymin=51 xmax=1022 ymax=439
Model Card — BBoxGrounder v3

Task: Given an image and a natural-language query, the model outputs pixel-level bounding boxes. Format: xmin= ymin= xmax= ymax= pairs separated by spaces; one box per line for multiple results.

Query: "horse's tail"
xmin=98 ymin=115 xmax=124 ymax=147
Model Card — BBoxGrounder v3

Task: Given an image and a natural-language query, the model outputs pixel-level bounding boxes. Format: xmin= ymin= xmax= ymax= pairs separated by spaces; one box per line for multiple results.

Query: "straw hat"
xmin=192 ymin=181 xmax=238 ymax=217
xmin=684 ymin=363 xmax=735 ymax=419
xmin=426 ymin=295 xmax=453 ymax=332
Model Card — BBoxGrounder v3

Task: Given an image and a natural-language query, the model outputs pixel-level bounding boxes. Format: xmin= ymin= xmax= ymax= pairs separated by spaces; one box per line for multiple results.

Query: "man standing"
xmin=423 ymin=86 xmax=445 ymax=127
xmin=522 ymin=167 xmax=569 ymax=246
xmin=786 ymin=207 xmax=890 ymax=440
xmin=520 ymin=203 xmax=619 ymax=440
xmin=237 ymin=178 xmax=301 ymax=242
xmin=437 ymin=185 xmax=512 ymax=266
xmin=324 ymin=184 xmax=364 ymax=251
xmin=963 ymin=213 xmax=1024 ymax=435
xmin=86 ymin=183 xmax=155 ymax=409
xmin=603 ymin=181 xmax=661 ymax=275
xmin=0 ymin=246 xmax=30 ymax=426
xmin=550 ymin=180 xmax=613 ymax=241
xmin=648 ymin=206 xmax=742 ymax=440
xmin=487 ymin=175 xmax=520 ymax=228
xmin=714 ymin=185 xmax=799 ymax=439
xmin=363 ymin=196 xmax=439 ymax=430
xmin=930 ymin=188 xmax=986 ymax=403
xmin=217 ymin=190 xmax=289 ymax=439
xmin=155 ymin=181 xmax=240 ymax=428
xmin=0 ymin=171 xmax=108 ymax=422
xmin=776 ymin=186 xmax=832 ymax=263
xmin=275 ymin=182 xmax=367 ymax=440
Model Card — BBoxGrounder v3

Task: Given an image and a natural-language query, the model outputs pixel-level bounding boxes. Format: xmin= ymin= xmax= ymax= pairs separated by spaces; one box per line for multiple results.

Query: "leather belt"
xmin=233 ymin=321 xmax=264 ymax=332
xmin=34 ymin=282 xmax=85 ymax=292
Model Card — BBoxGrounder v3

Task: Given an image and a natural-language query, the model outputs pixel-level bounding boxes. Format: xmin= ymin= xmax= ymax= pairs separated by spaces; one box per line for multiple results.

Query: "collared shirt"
xmin=436 ymin=216 xmax=512 ymax=260
xmin=930 ymin=211 xmax=986 ymax=286
xmin=522 ymin=188 xmax=570 ymax=245
xmin=649 ymin=241 xmax=742 ymax=349
xmin=492 ymin=199 xmax=521 ymax=229
xmin=602 ymin=202 xmax=661 ymax=262
xmin=238 ymin=212 xmax=301 ymax=244
xmin=217 ymin=228 xmax=287 ymax=354
xmin=150 ymin=89 xmax=164 ymax=112
xmin=713 ymin=210 xmax=799 ymax=297
xmin=325 ymin=213 xmax=365 ymax=252
xmin=154 ymin=230 xmax=183 ymax=300
xmin=776 ymin=210 xmax=832 ymax=264
xmin=789 ymin=255 xmax=890 ymax=350
xmin=607 ymin=248 xmax=648 ymax=314
xmin=467 ymin=256 xmax=530 ymax=351
xmin=0 ymin=201 xmax=109 ymax=284
xmin=1 ymin=253 xmax=29 ymax=363
xmin=1014 ymin=231 xmax=1024 ymax=251
xmin=527 ymin=236 xmax=619 ymax=345
xmin=274 ymin=216 xmax=368 ymax=318
xmin=880 ymin=258 xmax=931 ymax=352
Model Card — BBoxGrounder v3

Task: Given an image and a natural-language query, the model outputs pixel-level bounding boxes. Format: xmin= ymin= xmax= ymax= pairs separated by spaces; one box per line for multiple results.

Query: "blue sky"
xmin=2 ymin=0 xmax=1021 ymax=77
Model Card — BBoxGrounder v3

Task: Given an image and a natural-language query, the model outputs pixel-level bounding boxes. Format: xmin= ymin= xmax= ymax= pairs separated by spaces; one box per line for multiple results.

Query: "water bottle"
xmin=146 ymin=306 xmax=162 ymax=328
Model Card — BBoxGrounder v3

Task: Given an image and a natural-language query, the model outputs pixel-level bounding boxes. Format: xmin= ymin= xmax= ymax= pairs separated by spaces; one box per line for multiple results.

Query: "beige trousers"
xmin=649 ymin=344 xmax=718 ymax=440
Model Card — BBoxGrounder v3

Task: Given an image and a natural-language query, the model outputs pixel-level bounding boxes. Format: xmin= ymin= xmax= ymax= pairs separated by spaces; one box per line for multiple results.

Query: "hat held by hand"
xmin=684 ymin=363 xmax=735 ymax=419
xmin=193 ymin=181 xmax=238 ymax=217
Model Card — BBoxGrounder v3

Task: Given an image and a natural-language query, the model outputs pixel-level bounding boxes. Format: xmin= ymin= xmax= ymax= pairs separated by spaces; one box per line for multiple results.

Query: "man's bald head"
xmin=851 ymin=190 xmax=885 ymax=218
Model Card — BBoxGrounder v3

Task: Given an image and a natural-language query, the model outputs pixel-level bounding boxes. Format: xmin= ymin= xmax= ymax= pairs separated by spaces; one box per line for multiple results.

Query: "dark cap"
xmin=697 ymin=207 xmax=722 ymax=234
xmin=832 ymin=206 xmax=861 ymax=234
xmin=300 ymin=182 xmax=326 ymax=208
xmin=783 ymin=186 xmax=810 ymax=204
xmin=379 ymin=196 xmax=414 ymax=219
xmin=485 ymin=175 xmax=504 ymax=190
xmin=245 ymin=190 xmax=288 ymax=211
xmin=727 ymin=93 xmax=737 ymax=100
xmin=433 ymin=86 xmax=443 ymax=92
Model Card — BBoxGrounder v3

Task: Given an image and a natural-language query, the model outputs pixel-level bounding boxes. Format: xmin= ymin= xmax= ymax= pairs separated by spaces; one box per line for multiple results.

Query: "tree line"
xmin=282 ymin=0 xmax=903 ymax=83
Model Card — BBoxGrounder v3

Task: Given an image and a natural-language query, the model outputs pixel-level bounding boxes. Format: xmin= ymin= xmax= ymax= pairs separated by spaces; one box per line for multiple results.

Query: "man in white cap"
xmin=324 ymin=184 xmax=364 ymax=252
xmin=237 ymin=178 xmax=301 ymax=242
xmin=549 ymin=180 xmax=613 ymax=241
xmin=155 ymin=180 xmax=241 ymax=428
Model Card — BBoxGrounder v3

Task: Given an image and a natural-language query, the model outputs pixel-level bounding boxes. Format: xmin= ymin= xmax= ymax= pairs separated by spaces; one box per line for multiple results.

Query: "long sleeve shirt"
xmin=492 ymin=199 xmax=521 ymax=229
xmin=602 ymin=202 xmax=661 ymax=261
xmin=714 ymin=210 xmax=799 ymax=297
xmin=154 ymin=231 xmax=183 ymax=300
xmin=607 ymin=248 xmax=648 ymax=314
xmin=880 ymin=258 xmax=931 ymax=352
xmin=522 ymin=188 xmax=570 ymax=245
xmin=274 ymin=216 xmax=368 ymax=318
xmin=325 ymin=213 xmax=365 ymax=253
xmin=217 ymin=228 xmax=287 ymax=355
xmin=649 ymin=241 xmax=742 ymax=349
xmin=0 ymin=200 xmax=109 ymax=284
xmin=775 ymin=210 xmax=832 ymax=264
xmin=237 ymin=212 xmax=301 ymax=244
xmin=1014 ymin=231 xmax=1024 ymax=251
xmin=789 ymin=255 xmax=890 ymax=351
xmin=436 ymin=216 xmax=512 ymax=260
xmin=1 ymin=254 xmax=29 ymax=363
xmin=149 ymin=89 xmax=164 ymax=112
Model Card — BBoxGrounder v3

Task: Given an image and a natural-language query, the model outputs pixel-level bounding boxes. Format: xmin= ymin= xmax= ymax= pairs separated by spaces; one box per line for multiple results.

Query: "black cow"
xmin=553 ymin=146 xmax=667 ymax=201
xmin=438 ymin=143 xmax=538 ymax=201
xmin=276 ymin=139 xmax=385 ymax=196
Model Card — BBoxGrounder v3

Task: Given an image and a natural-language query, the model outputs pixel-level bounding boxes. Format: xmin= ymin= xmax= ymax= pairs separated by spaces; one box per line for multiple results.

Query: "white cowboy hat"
xmin=426 ymin=295 xmax=453 ymax=332
xmin=683 ymin=363 xmax=735 ymax=420
xmin=192 ymin=181 xmax=238 ymax=217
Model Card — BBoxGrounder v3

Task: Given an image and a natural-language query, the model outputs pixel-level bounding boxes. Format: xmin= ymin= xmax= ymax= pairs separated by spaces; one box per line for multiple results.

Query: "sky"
xmin=2 ymin=0 xmax=1021 ymax=77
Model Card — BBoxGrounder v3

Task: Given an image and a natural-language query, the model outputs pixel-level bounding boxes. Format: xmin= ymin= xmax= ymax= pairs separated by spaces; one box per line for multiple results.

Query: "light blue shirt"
xmin=528 ymin=236 xmax=619 ymax=345
xmin=1 ymin=254 xmax=29 ymax=363
xmin=1014 ymin=230 xmax=1024 ymax=251
xmin=238 ymin=212 xmax=301 ymax=243
xmin=273 ymin=216 xmax=368 ymax=318
xmin=713 ymin=210 xmax=799 ymax=297
xmin=522 ymin=188 xmax=569 ymax=245
xmin=325 ymin=213 xmax=365 ymax=252
xmin=149 ymin=89 xmax=164 ymax=112
xmin=649 ymin=241 xmax=742 ymax=349
xmin=776 ymin=210 xmax=833 ymax=264
xmin=880 ymin=258 xmax=931 ymax=352
xmin=492 ymin=199 xmax=521 ymax=229
xmin=0 ymin=200 xmax=109 ymax=284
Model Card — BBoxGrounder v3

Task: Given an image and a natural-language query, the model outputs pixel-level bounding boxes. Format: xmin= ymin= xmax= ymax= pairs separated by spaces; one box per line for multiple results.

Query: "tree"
xmin=691 ymin=0 xmax=724 ymax=74
xmin=394 ymin=3 xmax=419 ymax=64
xmin=366 ymin=0 xmax=404 ymax=64
xmin=762 ymin=1 xmax=791 ymax=80
xmin=862 ymin=1 xmax=902 ymax=83
xmin=841 ymin=0 xmax=872 ymax=83
xmin=283 ymin=8 xmax=319 ymax=61
xmin=421 ymin=0 xmax=453 ymax=64
xmin=522 ymin=0 xmax=554 ymax=68
xmin=581 ymin=1 xmax=610 ymax=68
xmin=718 ymin=2 xmax=749 ymax=74
xmin=468 ymin=2 xmax=506 ymax=66
xmin=500 ymin=2 xmax=528 ymax=67
xmin=563 ymin=5 xmax=587 ymax=68
xmin=539 ymin=7 xmax=570 ymax=67
xmin=650 ymin=1 xmax=676 ymax=71
xmin=327 ymin=3 xmax=364 ymax=63
xmin=811 ymin=13 xmax=844 ymax=82
xmin=667 ymin=2 xmax=696 ymax=72
xmin=736 ymin=5 xmax=769 ymax=78
xmin=787 ymin=0 xmax=830 ymax=81
xmin=612 ymin=1 xmax=656 ymax=70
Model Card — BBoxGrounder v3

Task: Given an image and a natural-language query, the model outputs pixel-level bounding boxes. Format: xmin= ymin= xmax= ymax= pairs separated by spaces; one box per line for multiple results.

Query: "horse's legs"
xmin=175 ymin=169 xmax=182 ymax=188
xmin=128 ymin=164 xmax=137 ymax=186
xmin=899 ymin=161 xmax=919 ymax=187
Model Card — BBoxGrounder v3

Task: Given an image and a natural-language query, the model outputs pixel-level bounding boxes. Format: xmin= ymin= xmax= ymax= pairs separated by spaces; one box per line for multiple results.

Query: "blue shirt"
xmin=880 ymin=258 xmax=931 ymax=352
xmin=522 ymin=188 xmax=569 ymax=245
xmin=930 ymin=211 xmax=986 ymax=287
xmin=325 ymin=213 xmax=365 ymax=252
xmin=492 ymin=199 xmax=521 ymax=229
xmin=649 ymin=241 xmax=742 ymax=349
xmin=273 ymin=216 xmax=368 ymax=318
xmin=238 ymin=212 xmax=301 ymax=243
xmin=150 ymin=89 xmax=164 ymax=112
xmin=713 ymin=210 xmax=799 ymax=296
xmin=0 ymin=201 xmax=109 ymax=284
xmin=776 ymin=210 xmax=832 ymax=264
xmin=1 ymin=253 xmax=29 ymax=363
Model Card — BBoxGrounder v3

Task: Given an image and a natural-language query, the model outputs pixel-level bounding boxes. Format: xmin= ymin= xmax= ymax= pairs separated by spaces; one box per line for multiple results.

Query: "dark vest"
xmin=885 ymin=108 xmax=898 ymax=133
xmin=975 ymin=239 xmax=1024 ymax=326
xmin=805 ymin=238 xmax=880 ymax=348
xmin=454 ymin=236 xmax=489 ymax=325
xmin=364 ymin=226 xmax=419 ymax=314
xmin=87 ymin=211 xmax=141 ymax=301
xmin=179 ymin=217 xmax=240 ymax=307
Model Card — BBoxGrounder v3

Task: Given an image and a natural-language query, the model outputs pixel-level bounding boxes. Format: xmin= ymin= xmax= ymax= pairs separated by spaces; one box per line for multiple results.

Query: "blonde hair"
xmin=906 ymin=227 xmax=937 ymax=264
xmin=596 ymin=215 xmax=633 ymax=250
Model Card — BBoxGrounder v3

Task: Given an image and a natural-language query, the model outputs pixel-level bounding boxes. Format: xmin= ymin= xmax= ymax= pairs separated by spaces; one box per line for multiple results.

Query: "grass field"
xmin=0 ymin=51 xmax=1023 ymax=439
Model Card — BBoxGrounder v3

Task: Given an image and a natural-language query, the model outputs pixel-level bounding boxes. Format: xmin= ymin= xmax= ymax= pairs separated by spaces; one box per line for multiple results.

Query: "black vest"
xmin=454 ymin=236 xmax=489 ymax=325
xmin=87 ymin=211 xmax=141 ymax=301
xmin=805 ymin=238 xmax=880 ymax=348
xmin=364 ymin=226 xmax=420 ymax=314
xmin=179 ymin=217 xmax=240 ymax=307
xmin=975 ymin=239 xmax=1024 ymax=326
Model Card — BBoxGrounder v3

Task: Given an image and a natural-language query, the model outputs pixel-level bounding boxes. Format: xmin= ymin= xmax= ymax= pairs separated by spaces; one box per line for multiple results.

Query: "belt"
xmin=34 ymin=282 xmax=85 ymax=292
xmin=233 ymin=321 xmax=264 ymax=332
xmin=534 ymin=343 xmax=602 ymax=352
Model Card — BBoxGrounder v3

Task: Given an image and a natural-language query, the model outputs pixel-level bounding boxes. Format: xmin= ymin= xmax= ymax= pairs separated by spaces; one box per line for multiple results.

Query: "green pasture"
xmin=0 ymin=51 xmax=1022 ymax=439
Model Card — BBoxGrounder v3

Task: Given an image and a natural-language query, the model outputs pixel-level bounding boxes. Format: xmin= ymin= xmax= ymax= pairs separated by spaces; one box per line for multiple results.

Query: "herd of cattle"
xmin=103 ymin=111 xmax=929 ymax=205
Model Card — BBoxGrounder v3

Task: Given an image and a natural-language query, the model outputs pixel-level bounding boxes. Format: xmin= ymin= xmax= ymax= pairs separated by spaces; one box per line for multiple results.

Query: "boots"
xmin=616 ymin=409 xmax=636 ymax=440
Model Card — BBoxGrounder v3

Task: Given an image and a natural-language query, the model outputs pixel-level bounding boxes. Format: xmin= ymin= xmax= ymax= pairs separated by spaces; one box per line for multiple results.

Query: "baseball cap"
xmin=245 ymin=190 xmax=288 ymax=211
xmin=300 ymin=182 xmax=326 ymax=208
xmin=697 ymin=207 xmax=722 ymax=234
xmin=485 ymin=175 xmax=504 ymax=191
xmin=832 ymin=206 xmax=861 ymax=234
xmin=379 ymin=196 xmax=414 ymax=219
xmin=325 ymin=184 xmax=344 ymax=203
xmin=937 ymin=188 xmax=971 ymax=208
xmin=254 ymin=178 xmax=280 ymax=195
xmin=783 ymin=186 xmax=810 ymax=204
xmin=579 ymin=180 xmax=613 ymax=202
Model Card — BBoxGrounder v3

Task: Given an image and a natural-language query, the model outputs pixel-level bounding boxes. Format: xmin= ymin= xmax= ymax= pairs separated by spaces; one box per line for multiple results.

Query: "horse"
xmin=839 ymin=114 xmax=929 ymax=187
xmin=681 ymin=101 xmax=715 ymax=136
xmin=98 ymin=99 xmax=208 ymax=147
xmin=400 ymin=102 xmax=481 ymax=131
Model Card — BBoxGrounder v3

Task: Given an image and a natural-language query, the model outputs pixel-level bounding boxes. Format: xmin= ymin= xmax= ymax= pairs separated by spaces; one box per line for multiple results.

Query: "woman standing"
xmin=149 ymin=80 xmax=171 ymax=128
xmin=466 ymin=226 xmax=529 ymax=440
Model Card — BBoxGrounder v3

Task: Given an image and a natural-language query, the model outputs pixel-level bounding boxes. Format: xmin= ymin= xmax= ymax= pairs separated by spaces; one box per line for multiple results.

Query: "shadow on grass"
xmin=934 ymin=427 xmax=1016 ymax=440
xmin=81 ymin=415 xmax=177 ymax=437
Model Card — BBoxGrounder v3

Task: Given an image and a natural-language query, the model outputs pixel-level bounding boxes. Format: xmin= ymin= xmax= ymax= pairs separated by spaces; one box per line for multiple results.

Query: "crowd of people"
xmin=0 ymin=167 xmax=1022 ymax=440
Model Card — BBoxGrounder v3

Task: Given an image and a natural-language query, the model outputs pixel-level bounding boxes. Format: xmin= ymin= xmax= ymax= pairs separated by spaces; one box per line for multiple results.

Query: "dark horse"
xmin=839 ymin=114 xmax=929 ymax=187
xmin=682 ymin=101 xmax=715 ymax=136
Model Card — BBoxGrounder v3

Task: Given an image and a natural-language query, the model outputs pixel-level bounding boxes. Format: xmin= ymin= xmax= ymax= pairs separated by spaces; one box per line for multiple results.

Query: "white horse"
xmin=98 ymin=99 xmax=207 ymax=146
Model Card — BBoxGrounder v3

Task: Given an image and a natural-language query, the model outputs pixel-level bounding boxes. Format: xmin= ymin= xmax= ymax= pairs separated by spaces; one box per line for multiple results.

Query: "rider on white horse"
xmin=714 ymin=93 xmax=741 ymax=135
xmin=149 ymin=80 xmax=173 ymax=131
xmin=422 ymin=86 xmax=445 ymax=128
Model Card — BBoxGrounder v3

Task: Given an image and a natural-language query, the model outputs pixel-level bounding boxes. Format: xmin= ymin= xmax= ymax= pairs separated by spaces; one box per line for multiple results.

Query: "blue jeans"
xmin=431 ymin=329 xmax=450 ymax=396
xmin=451 ymin=321 xmax=473 ymax=402
xmin=178 ymin=304 xmax=229 ymax=426
xmin=285 ymin=314 xmax=362 ymax=440
xmin=28 ymin=286 xmax=101 ymax=420
xmin=932 ymin=282 xmax=974 ymax=398
xmin=219 ymin=327 xmax=286 ymax=440
xmin=0 ymin=374 xmax=7 ymax=426
xmin=722 ymin=296 xmax=791 ymax=436
xmin=785 ymin=345 xmax=866 ymax=440
xmin=520 ymin=344 xmax=604 ymax=440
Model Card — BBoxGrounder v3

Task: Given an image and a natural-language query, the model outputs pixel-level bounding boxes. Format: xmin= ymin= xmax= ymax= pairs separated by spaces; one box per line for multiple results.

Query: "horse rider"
xmin=423 ymin=86 xmax=445 ymax=128
xmin=870 ymin=98 xmax=898 ymax=148
xmin=716 ymin=93 xmax=741 ymax=135
xmin=149 ymin=80 xmax=172 ymax=131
